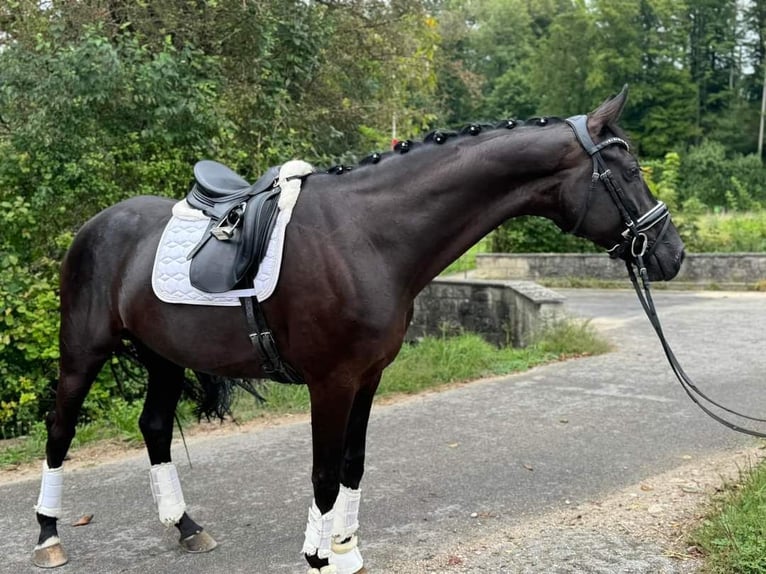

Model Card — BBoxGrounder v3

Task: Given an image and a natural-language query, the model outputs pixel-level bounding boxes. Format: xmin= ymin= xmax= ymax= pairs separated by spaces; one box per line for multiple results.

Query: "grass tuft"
xmin=693 ymin=460 xmax=766 ymax=573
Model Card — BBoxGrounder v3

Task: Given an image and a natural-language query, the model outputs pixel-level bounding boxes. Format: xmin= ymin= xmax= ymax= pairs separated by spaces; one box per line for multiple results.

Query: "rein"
xmin=626 ymin=258 xmax=766 ymax=438
xmin=566 ymin=115 xmax=766 ymax=438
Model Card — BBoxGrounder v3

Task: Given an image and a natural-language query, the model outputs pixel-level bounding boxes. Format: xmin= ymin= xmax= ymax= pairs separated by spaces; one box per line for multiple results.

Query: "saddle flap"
xmin=189 ymin=188 xmax=281 ymax=293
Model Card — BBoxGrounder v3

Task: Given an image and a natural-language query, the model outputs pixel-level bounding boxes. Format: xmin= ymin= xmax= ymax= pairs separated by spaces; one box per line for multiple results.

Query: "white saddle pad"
xmin=151 ymin=160 xmax=312 ymax=306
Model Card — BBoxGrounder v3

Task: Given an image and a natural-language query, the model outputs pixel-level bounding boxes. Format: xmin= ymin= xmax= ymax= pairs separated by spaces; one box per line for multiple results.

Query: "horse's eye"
xmin=626 ymin=166 xmax=641 ymax=179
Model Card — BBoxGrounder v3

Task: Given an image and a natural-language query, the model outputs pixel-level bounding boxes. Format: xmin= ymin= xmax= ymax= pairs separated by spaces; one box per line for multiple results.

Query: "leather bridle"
xmin=566 ymin=114 xmax=766 ymax=438
xmin=565 ymin=114 xmax=671 ymax=262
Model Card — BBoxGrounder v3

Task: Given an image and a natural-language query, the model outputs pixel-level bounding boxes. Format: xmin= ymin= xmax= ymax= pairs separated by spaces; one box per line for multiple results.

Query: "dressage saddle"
xmin=186 ymin=160 xmax=282 ymax=293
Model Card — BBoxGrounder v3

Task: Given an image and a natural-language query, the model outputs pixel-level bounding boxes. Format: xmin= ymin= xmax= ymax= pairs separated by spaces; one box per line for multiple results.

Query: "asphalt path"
xmin=1 ymin=288 xmax=765 ymax=573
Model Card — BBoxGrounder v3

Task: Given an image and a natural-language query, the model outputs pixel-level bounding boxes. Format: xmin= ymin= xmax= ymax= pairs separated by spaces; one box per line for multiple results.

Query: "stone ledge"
xmin=475 ymin=253 xmax=766 ymax=284
xmin=409 ymin=277 xmax=564 ymax=348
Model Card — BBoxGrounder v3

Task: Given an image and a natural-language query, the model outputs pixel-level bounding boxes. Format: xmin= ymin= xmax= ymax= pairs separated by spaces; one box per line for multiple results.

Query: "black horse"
xmin=32 ymin=87 xmax=684 ymax=573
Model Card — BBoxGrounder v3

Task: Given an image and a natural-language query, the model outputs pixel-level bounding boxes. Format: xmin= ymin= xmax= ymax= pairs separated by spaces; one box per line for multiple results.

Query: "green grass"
xmin=0 ymin=320 xmax=609 ymax=468
xmin=442 ymin=237 xmax=491 ymax=275
xmin=693 ymin=460 xmax=766 ymax=573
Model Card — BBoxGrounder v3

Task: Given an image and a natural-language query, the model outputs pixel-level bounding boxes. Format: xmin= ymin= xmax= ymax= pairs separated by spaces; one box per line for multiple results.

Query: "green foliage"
xmin=533 ymin=319 xmax=612 ymax=356
xmin=0 ymin=27 xmax=228 ymax=437
xmin=643 ymin=151 xmax=681 ymax=211
xmin=491 ymin=216 xmax=600 ymax=254
xmin=0 ymin=198 xmax=60 ymax=437
xmin=0 ymin=27 xmax=227 ymax=249
xmin=694 ymin=461 xmax=766 ymax=573
xmin=685 ymin=212 xmax=766 ymax=252
xmin=678 ymin=141 xmax=766 ymax=210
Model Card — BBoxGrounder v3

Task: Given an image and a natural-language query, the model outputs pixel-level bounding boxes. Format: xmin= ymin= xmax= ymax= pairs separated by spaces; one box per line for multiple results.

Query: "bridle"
xmin=566 ymin=114 xmax=766 ymax=439
xmin=565 ymin=114 xmax=671 ymax=262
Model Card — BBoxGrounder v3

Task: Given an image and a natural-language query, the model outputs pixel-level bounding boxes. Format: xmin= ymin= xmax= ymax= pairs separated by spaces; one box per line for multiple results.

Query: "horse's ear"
xmin=588 ymin=84 xmax=629 ymax=134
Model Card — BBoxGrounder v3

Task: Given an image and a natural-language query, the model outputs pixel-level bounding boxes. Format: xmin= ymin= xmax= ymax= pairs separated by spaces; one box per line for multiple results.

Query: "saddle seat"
xmin=188 ymin=160 xmax=281 ymax=218
xmin=194 ymin=160 xmax=251 ymax=198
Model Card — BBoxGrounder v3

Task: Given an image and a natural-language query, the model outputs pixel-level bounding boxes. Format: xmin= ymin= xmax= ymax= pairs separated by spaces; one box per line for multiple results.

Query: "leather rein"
xmin=566 ymin=115 xmax=766 ymax=438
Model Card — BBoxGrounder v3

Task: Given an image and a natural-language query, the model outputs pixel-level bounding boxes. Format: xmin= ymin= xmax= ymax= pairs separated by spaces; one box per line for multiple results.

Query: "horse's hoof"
xmin=180 ymin=530 xmax=218 ymax=553
xmin=32 ymin=541 xmax=68 ymax=568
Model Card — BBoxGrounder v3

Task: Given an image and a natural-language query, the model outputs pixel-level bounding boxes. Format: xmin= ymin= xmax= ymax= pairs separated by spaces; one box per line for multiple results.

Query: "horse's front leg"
xmin=138 ymin=350 xmax=217 ymax=553
xmin=302 ymin=374 xmax=380 ymax=574
xmin=330 ymin=376 xmax=381 ymax=573
xmin=302 ymin=381 xmax=356 ymax=574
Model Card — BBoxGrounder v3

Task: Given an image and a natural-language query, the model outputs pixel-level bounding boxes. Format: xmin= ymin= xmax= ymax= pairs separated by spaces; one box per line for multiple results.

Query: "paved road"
xmin=1 ymin=289 xmax=765 ymax=573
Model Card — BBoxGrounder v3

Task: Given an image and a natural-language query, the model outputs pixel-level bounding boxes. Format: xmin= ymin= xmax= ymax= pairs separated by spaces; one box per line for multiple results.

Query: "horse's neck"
xmin=357 ymin=129 xmax=570 ymax=296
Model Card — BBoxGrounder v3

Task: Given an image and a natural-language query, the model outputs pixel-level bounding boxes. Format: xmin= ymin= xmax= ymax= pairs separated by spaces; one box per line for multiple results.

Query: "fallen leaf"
xmin=448 ymin=442 xmax=459 ymax=448
xmin=447 ymin=555 xmax=464 ymax=566
xmin=72 ymin=514 xmax=94 ymax=527
xmin=522 ymin=463 xmax=534 ymax=471
xmin=640 ymin=484 xmax=653 ymax=492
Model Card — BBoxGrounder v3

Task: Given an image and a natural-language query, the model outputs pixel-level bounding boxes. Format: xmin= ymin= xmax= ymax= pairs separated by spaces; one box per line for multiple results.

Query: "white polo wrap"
xmin=302 ymin=501 xmax=335 ymax=559
xmin=34 ymin=462 xmax=64 ymax=518
xmin=331 ymin=485 xmax=361 ymax=541
xmin=149 ymin=463 xmax=186 ymax=526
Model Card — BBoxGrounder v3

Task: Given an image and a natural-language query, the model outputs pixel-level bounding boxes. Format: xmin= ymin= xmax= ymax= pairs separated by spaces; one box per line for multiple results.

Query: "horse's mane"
xmin=323 ymin=116 xmax=635 ymax=175
xmin=324 ymin=117 xmax=567 ymax=175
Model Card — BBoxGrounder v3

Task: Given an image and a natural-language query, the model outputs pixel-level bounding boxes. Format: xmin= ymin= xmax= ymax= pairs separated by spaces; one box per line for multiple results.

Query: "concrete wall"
xmin=475 ymin=253 xmax=766 ymax=285
xmin=409 ymin=278 xmax=564 ymax=347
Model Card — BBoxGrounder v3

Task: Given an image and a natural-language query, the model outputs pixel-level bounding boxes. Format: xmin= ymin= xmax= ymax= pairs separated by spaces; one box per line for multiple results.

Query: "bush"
xmin=678 ymin=141 xmax=766 ymax=210
xmin=0 ymin=29 xmax=227 ymax=437
xmin=686 ymin=211 xmax=766 ymax=253
xmin=491 ymin=216 xmax=600 ymax=253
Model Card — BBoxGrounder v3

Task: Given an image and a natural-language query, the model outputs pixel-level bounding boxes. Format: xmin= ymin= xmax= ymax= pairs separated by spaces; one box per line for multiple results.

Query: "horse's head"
xmin=557 ymin=86 xmax=685 ymax=281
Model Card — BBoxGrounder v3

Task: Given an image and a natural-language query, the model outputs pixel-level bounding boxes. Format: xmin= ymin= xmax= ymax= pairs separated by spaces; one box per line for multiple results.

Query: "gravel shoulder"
xmin=385 ymin=445 xmax=765 ymax=573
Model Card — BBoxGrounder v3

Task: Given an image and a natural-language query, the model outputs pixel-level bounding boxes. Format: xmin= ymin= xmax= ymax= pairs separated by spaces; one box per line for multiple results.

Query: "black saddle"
xmin=185 ymin=160 xmax=283 ymax=293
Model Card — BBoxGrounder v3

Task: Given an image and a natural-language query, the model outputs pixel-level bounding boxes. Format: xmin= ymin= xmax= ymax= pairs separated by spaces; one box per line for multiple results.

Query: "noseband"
xmin=565 ymin=115 xmax=670 ymax=262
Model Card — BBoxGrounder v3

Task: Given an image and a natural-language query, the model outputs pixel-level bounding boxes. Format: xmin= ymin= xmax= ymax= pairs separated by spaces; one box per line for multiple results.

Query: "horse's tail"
xmin=112 ymin=340 xmax=265 ymax=421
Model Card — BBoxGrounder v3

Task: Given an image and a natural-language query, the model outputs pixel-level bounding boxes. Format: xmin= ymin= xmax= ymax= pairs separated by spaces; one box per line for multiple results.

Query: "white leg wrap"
xmin=331 ymin=485 xmax=361 ymax=541
xmin=35 ymin=462 xmax=64 ymax=518
xmin=307 ymin=567 xmax=337 ymax=574
xmin=149 ymin=463 xmax=186 ymax=526
xmin=301 ymin=500 xmax=334 ymax=560
xmin=330 ymin=486 xmax=363 ymax=574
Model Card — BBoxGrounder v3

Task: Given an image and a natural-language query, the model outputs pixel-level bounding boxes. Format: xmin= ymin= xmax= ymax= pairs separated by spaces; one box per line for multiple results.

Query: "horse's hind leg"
xmin=33 ymin=336 xmax=117 ymax=567
xmin=136 ymin=345 xmax=217 ymax=553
